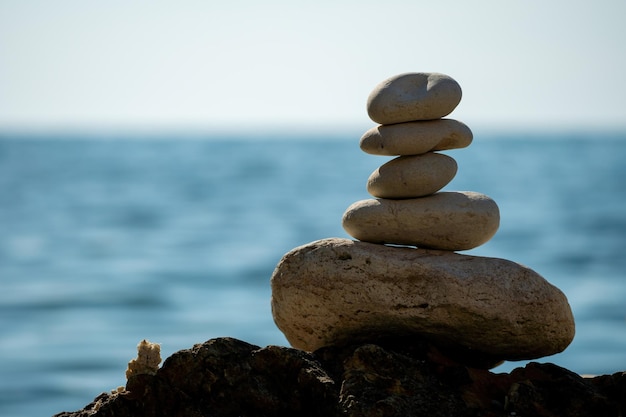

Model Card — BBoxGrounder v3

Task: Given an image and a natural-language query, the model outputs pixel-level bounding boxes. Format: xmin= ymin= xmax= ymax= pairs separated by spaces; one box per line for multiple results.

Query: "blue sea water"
xmin=1 ymin=131 xmax=625 ymax=416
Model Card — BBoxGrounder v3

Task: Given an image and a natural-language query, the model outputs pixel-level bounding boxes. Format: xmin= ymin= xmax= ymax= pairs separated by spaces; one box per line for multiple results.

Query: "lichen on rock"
xmin=125 ymin=339 xmax=161 ymax=380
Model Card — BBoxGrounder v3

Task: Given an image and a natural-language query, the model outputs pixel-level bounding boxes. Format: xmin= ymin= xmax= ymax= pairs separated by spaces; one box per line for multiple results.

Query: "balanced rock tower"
xmin=344 ymin=73 xmax=497 ymax=251
xmin=271 ymin=72 xmax=575 ymax=368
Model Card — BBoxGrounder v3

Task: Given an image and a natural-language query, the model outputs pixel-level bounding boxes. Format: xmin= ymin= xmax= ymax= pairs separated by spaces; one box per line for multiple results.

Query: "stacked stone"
xmin=271 ymin=73 xmax=575 ymax=369
xmin=343 ymin=73 xmax=499 ymax=251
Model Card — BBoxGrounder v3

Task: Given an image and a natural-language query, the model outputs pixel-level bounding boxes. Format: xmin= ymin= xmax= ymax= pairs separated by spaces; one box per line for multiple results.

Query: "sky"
xmin=1 ymin=0 xmax=625 ymax=134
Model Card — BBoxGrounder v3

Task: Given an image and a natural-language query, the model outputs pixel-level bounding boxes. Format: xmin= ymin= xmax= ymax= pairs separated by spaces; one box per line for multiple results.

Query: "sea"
xmin=1 ymin=130 xmax=625 ymax=417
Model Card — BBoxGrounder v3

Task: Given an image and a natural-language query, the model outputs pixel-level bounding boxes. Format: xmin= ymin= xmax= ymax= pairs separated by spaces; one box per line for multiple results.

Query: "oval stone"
xmin=270 ymin=238 xmax=575 ymax=363
xmin=359 ymin=119 xmax=473 ymax=156
xmin=342 ymin=191 xmax=499 ymax=251
xmin=367 ymin=73 xmax=462 ymax=124
xmin=367 ymin=153 xmax=457 ymax=199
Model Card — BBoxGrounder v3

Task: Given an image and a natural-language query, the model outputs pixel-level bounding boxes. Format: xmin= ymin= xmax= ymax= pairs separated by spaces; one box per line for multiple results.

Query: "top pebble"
xmin=367 ymin=72 xmax=462 ymax=124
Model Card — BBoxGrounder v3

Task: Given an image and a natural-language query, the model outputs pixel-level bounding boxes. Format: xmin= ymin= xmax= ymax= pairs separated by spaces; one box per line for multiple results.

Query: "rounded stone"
xmin=342 ymin=191 xmax=499 ymax=251
xmin=367 ymin=73 xmax=462 ymax=124
xmin=360 ymin=119 xmax=473 ymax=156
xmin=270 ymin=238 xmax=575 ymax=363
xmin=367 ymin=153 xmax=457 ymax=199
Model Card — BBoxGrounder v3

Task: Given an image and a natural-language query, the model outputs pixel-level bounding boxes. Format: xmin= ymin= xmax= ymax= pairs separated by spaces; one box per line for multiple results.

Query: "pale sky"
xmin=1 ymin=0 xmax=625 ymax=133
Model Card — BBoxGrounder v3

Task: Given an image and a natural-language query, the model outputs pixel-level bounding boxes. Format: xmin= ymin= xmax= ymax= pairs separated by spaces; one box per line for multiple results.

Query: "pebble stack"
xmin=271 ymin=72 xmax=575 ymax=368
xmin=344 ymin=73 xmax=498 ymax=251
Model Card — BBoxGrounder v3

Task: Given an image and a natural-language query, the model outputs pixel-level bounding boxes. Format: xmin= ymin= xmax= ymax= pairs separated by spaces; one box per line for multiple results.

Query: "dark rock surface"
xmin=54 ymin=337 xmax=626 ymax=417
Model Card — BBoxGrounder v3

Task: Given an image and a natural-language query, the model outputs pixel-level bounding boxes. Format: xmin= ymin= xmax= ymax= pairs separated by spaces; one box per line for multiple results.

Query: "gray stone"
xmin=270 ymin=238 xmax=576 ymax=362
xmin=342 ymin=191 xmax=500 ymax=251
xmin=367 ymin=152 xmax=457 ymax=199
xmin=360 ymin=119 xmax=473 ymax=156
xmin=367 ymin=73 xmax=462 ymax=124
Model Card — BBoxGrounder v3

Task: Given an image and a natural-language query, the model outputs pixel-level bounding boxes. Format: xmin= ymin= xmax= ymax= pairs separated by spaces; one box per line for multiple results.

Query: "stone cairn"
xmin=271 ymin=72 xmax=575 ymax=368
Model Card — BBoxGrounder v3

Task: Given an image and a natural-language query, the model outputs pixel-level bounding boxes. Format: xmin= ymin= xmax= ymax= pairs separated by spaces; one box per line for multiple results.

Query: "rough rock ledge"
xmin=54 ymin=337 xmax=626 ymax=417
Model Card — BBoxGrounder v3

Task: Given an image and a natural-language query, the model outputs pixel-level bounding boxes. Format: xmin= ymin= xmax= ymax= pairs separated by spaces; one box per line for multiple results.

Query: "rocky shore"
xmin=54 ymin=337 xmax=626 ymax=417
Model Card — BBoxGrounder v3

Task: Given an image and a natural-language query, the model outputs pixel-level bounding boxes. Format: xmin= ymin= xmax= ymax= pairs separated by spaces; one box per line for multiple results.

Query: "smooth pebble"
xmin=367 ymin=72 xmax=462 ymax=124
xmin=342 ymin=191 xmax=499 ymax=251
xmin=367 ymin=152 xmax=457 ymax=199
xmin=360 ymin=119 xmax=472 ymax=156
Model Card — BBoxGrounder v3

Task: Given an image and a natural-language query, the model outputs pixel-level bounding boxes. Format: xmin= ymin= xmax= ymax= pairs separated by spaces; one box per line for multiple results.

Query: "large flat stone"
xmin=342 ymin=191 xmax=500 ymax=251
xmin=367 ymin=73 xmax=462 ymax=124
xmin=270 ymin=238 xmax=575 ymax=363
